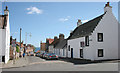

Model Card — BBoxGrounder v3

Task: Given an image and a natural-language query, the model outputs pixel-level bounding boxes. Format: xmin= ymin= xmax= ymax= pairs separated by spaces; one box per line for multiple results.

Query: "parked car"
xmin=43 ymin=53 xmax=48 ymax=59
xmin=45 ymin=53 xmax=59 ymax=60
xmin=40 ymin=53 xmax=44 ymax=58
xmin=36 ymin=53 xmax=41 ymax=57
xmin=40 ymin=53 xmax=47 ymax=58
xmin=30 ymin=52 xmax=34 ymax=56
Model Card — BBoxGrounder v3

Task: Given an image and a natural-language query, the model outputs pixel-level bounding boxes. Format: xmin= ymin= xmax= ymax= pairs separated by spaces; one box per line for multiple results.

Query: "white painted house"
xmin=67 ymin=2 xmax=119 ymax=60
xmin=0 ymin=6 xmax=10 ymax=63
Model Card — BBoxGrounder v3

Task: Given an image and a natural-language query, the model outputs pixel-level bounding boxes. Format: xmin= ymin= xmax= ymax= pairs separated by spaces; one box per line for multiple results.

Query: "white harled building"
xmin=67 ymin=2 xmax=119 ymax=60
xmin=0 ymin=6 xmax=10 ymax=63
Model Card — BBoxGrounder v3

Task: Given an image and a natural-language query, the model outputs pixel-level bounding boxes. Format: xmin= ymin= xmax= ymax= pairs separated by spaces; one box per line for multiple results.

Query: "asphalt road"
xmin=2 ymin=56 xmax=119 ymax=71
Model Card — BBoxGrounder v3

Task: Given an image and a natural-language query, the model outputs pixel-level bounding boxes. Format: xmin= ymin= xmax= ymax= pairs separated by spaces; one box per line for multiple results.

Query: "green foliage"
xmin=16 ymin=46 xmax=20 ymax=53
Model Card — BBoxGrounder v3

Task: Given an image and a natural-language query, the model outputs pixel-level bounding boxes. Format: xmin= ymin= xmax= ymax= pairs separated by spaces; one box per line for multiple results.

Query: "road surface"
xmin=2 ymin=56 xmax=119 ymax=71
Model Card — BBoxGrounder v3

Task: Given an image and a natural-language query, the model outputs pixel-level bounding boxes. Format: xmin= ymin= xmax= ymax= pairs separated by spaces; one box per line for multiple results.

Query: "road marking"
xmin=29 ymin=61 xmax=71 ymax=65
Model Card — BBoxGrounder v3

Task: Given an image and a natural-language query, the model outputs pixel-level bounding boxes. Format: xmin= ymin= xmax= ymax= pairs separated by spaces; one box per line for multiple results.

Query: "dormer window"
xmin=98 ymin=33 xmax=103 ymax=42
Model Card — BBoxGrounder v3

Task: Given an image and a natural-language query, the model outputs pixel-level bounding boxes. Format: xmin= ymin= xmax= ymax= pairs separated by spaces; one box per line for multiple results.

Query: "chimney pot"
xmin=104 ymin=2 xmax=112 ymax=8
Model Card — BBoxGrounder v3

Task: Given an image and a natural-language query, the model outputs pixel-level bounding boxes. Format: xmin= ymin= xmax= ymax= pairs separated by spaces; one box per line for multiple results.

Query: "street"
xmin=2 ymin=56 xmax=119 ymax=71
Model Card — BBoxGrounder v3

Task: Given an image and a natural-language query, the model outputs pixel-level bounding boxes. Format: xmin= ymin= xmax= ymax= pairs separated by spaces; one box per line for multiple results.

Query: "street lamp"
xmin=20 ymin=28 xmax=22 ymax=57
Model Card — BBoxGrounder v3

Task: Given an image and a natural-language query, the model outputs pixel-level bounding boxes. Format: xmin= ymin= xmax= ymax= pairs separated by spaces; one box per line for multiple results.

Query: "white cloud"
xmin=59 ymin=18 xmax=68 ymax=22
xmin=67 ymin=16 xmax=71 ymax=18
xmin=59 ymin=16 xmax=71 ymax=22
xmin=26 ymin=6 xmax=43 ymax=14
xmin=82 ymin=20 xmax=89 ymax=23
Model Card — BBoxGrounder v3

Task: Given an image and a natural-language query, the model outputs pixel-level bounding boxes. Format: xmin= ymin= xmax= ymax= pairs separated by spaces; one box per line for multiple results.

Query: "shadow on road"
xmin=59 ymin=57 xmax=119 ymax=65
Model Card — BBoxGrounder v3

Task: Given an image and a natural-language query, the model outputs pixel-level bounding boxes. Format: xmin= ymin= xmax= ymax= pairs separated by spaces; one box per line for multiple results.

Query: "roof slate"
xmin=55 ymin=39 xmax=67 ymax=49
xmin=68 ymin=13 xmax=106 ymax=40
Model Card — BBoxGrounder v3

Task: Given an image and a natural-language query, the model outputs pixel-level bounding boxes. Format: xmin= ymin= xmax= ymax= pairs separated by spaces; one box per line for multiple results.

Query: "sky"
xmin=1 ymin=2 xmax=118 ymax=47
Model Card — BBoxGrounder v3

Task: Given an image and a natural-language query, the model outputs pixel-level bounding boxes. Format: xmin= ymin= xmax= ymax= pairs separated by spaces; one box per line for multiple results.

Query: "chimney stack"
xmin=54 ymin=36 xmax=58 ymax=41
xmin=77 ymin=19 xmax=82 ymax=27
xmin=104 ymin=2 xmax=112 ymax=13
xmin=59 ymin=34 xmax=64 ymax=41
xmin=105 ymin=2 xmax=110 ymax=7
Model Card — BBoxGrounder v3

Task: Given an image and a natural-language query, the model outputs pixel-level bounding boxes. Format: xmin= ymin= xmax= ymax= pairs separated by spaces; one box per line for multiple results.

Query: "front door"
xmin=2 ymin=56 xmax=5 ymax=62
xmin=71 ymin=48 xmax=73 ymax=58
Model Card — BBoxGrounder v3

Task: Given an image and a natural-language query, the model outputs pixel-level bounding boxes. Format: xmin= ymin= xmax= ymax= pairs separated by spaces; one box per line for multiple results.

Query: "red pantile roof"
xmin=46 ymin=39 xmax=54 ymax=44
xmin=36 ymin=50 xmax=40 ymax=53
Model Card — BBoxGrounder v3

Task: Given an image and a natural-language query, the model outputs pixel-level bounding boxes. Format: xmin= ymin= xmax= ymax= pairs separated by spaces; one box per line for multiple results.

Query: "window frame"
xmin=85 ymin=36 xmax=89 ymax=46
xmin=98 ymin=49 xmax=104 ymax=57
xmin=68 ymin=45 xmax=70 ymax=51
xmin=80 ymin=49 xmax=83 ymax=58
xmin=98 ymin=33 xmax=103 ymax=42
xmin=80 ymin=41 xmax=85 ymax=47
xmin=63 ymin=48 xmax=65 ymax=56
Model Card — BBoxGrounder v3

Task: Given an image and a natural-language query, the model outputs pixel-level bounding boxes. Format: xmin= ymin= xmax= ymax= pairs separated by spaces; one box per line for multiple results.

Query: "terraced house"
xmin=54 ymin=34 xmax=67 ymax=57
xmin=67 ymin=2 xmax=119 ymax=60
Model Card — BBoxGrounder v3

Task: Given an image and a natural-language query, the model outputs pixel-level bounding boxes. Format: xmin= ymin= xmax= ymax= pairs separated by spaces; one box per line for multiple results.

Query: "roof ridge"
xmin=74 ymin=13 xmax=105 ymax=33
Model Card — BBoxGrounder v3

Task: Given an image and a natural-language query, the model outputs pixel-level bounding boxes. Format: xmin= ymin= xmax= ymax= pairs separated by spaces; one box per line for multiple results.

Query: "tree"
xmin=16 ymin=46 xmax=20 ymax=53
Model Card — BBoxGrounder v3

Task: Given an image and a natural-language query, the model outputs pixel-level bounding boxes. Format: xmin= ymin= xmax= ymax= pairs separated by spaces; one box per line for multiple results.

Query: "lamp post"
xmin=20 ymin=28 xmax=22 ymax=57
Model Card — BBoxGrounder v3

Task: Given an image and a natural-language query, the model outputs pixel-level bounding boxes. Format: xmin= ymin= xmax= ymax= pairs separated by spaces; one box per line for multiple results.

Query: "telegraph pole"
xmin=25 ymin=32 xmax=32 ymax=56
xmin=25 ymin=32 xmax=27 ymax=45
xmin=25 ymin=32 xmax=32 ymax=45
xmin=20 ymin=28 xmax=22 ymax=57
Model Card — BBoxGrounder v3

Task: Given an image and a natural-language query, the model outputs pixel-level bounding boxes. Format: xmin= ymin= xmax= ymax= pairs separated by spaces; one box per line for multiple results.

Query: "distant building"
xmin=40 ymin=42 xmax=46 ymax=52
xmin=46 ymin=38 xmax=54 ymax=52
xmin=49 ymin=36 xmax=59 ymax=53
xmin=0 ymin=6 xmax=10 ymax=63
xmin=26 ymin=44 xmax=34 ymax=55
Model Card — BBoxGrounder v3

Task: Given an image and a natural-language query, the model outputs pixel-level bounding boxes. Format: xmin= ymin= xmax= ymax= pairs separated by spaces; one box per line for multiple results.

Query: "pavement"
xmin=1 ymin=56 xmax=29 ymax=69
xmin=1 ymin=56 xmax=67 ymax=69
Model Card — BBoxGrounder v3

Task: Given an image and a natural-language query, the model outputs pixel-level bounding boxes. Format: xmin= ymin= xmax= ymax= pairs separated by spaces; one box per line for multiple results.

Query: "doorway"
xmin=2 ymin=56 xmax=5 ymax=62
xmin=71 ymin=48 xmax=73 ymax=58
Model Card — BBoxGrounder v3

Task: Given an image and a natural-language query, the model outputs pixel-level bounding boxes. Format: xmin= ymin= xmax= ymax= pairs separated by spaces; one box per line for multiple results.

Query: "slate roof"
xmin=55 ymin=39 xmax=67 ymax=49
xmin=0 ymin=15 xmax=7 ymax=29
xmin=68 ymin=13 xmax=106 ymax=40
